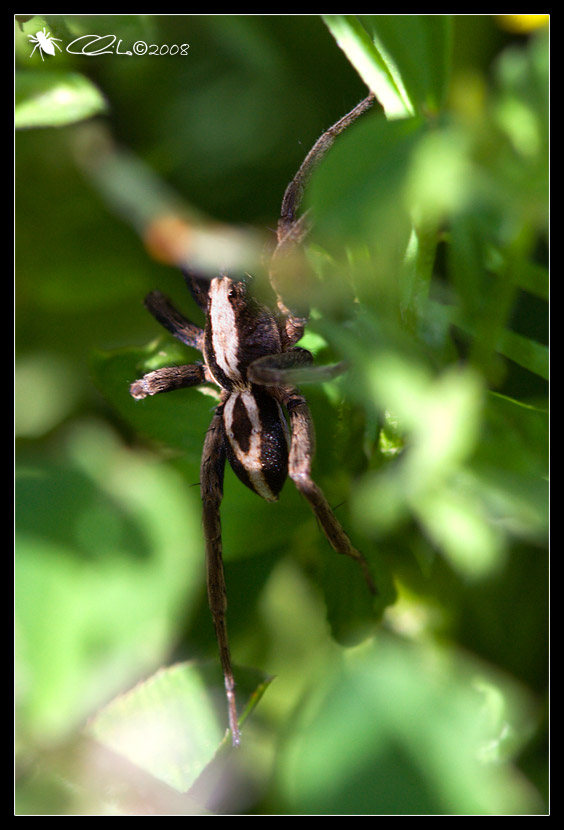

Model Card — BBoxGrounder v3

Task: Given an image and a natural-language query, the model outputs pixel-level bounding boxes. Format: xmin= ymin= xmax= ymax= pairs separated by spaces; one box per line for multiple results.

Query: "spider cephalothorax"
xmin=130 ymin=93 xmax=376 ymax=745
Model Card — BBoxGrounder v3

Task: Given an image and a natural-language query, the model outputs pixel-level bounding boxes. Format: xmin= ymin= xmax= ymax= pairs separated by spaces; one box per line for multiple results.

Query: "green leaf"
xmin=510 ymin=261 xmax=548 ymax=301
xmin=360 ymin=15 xmax=452 ymax=115
xmin=497 ymin=328 xmax=548 ymax=380
xmin=279 ymin=636 xmax=542 ymax=815
xmin=323 ymin=15 xmax=415 ymax=119
xmin=446 ymin=304 xmax=549 ymax=380
xmin=352 ymin=358 xmax=507 ymax=579
xmin=88 ymin=662 xmax=272 ymax=794
xmin=324 ymin=15 xmax=452 ymax=118
xmin=15 ymin=422 xmax=204 ymax=742
xmin=307 ymin=112 xmax=422 ymax=245
xmin=15 ymin=71 xmax=107 ymax=128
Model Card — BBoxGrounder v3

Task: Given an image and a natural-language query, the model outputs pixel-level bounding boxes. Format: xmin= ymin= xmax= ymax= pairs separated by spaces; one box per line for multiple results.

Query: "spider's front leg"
xmin=280 ymin=388 xmax=377 ymax=596
xmin=248 ymin=348 xmax=348 ymax=387
xmin=130 ymin=362 xmax=207 ymax=399
xmin=129 ymin=290 xmax=213 ymax=399
xmin=269 ymin=93 xmax=376 ymax=349
xmin=201 ymin=403 xmax=241 ymax=746
xmin=141 ymin=290 xmax=205 ymax=350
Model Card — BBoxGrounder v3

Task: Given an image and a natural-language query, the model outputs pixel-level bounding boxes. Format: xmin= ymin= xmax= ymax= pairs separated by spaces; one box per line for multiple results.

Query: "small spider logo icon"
xmin=28 ymin=28 xmax=63 ymax=61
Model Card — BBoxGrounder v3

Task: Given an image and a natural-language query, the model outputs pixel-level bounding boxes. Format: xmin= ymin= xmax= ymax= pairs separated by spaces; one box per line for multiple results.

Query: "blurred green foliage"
xmin=16 ymin=15 xmax=548 ymax=815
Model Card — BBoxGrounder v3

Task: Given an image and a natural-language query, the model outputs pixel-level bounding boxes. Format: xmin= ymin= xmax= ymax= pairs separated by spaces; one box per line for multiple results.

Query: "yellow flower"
xmin=497 ymin=14 xmax=549 ymax=33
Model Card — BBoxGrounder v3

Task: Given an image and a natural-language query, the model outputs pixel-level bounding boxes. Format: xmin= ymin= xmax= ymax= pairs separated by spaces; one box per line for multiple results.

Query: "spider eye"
xmin=228 ymin=281 xmax=246 ymax=301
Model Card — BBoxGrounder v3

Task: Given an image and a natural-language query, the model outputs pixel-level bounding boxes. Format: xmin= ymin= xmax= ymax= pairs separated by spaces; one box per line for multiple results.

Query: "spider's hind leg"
xmin=201 ymin=407 xmax=241 ymax=746
xmin=281 ymin=389 xmax=376 ymax=596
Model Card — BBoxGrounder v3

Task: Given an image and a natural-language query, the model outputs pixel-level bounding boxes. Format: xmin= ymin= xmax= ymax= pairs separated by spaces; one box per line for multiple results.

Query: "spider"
xmin=130 ymin=93 xmax=376 ymax=746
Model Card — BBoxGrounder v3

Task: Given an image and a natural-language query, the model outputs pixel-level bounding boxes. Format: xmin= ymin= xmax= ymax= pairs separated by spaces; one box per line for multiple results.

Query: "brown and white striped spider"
xmin=130 ymin=93 xmax=376 ymax=745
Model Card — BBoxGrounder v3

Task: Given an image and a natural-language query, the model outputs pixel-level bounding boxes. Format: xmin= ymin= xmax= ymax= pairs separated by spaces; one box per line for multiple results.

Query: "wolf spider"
xmin=130 ymin=92 xmax=376 ymax=745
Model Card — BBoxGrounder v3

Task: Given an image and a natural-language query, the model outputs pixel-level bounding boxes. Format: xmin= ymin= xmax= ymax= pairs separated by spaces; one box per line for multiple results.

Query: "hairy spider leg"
xmin=269 ymin=93 xmax=376 ymax=347
xmin=248 ymin=348 xmax=348 ymax=387
xmin=182 ymin=268 xmax=213 ymax=312
xmin=201 ymin=405 xmax=241 ymax=746
xmin=129 ymin=292 xmax=214 ymax=398
xmin=282 ymin=389 xmax=377 ymax=595
xmin=279 ymin=92 xmax=376 ymax=233
xmin=130 ymin=362 xmax=207 ymax=398
xmin=143 ymin=290 xmax=205 ymax=349
xmin=131 ymin=292 xmax=241 ymax=743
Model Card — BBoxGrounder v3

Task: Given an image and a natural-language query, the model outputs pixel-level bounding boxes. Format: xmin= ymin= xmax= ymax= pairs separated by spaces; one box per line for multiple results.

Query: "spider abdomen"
xmin=222 ymin=387 xmax=290 ymax=502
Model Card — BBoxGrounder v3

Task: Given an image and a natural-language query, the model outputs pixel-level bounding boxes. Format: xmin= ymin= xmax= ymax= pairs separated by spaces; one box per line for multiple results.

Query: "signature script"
xmin=66 ymin=34 xmax=189 ymax=56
